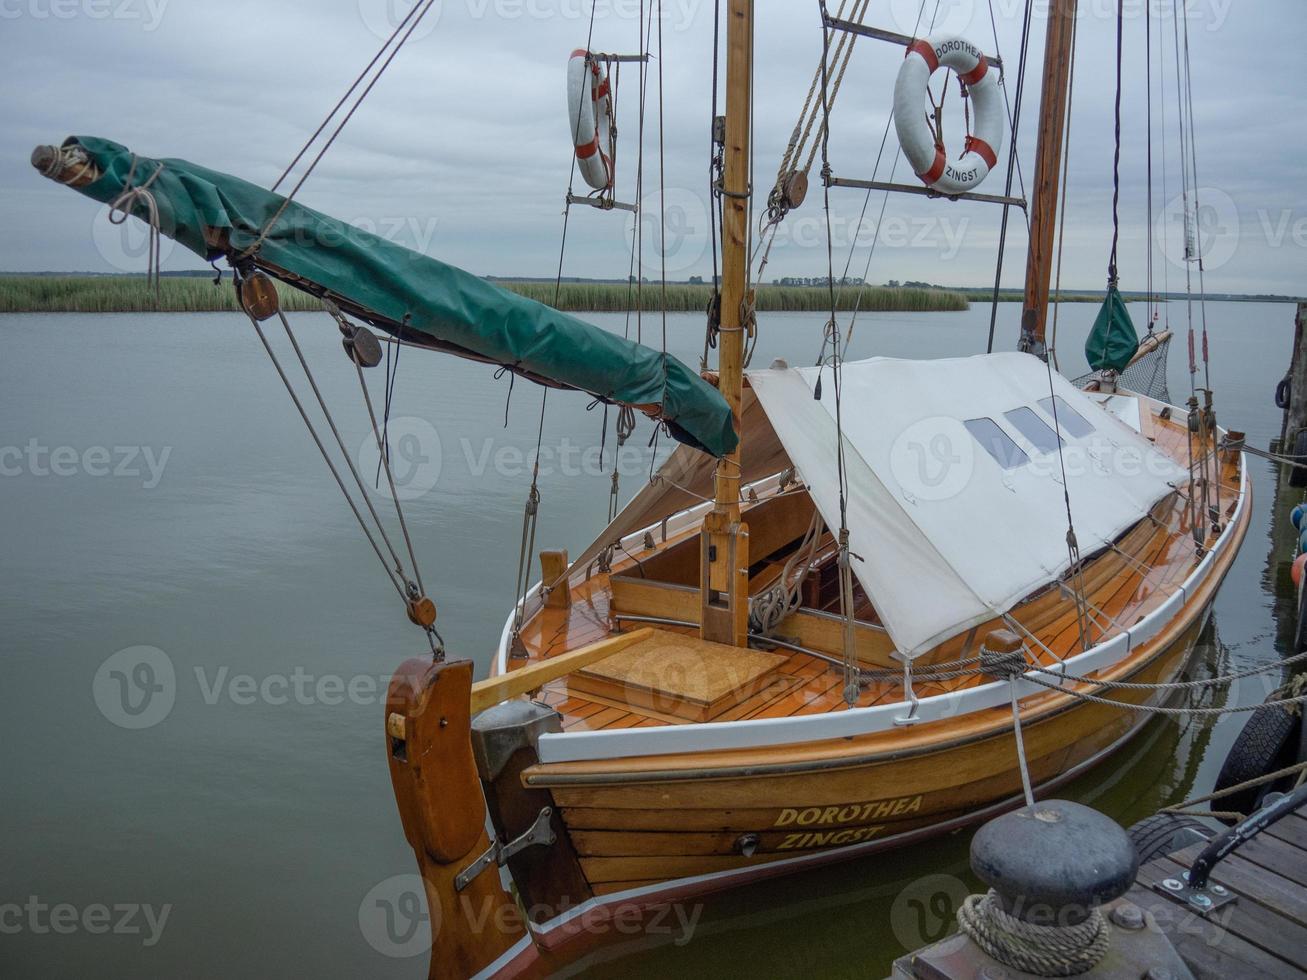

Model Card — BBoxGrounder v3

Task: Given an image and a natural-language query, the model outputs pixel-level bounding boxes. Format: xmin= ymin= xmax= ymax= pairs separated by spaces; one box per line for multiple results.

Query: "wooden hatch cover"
xmin=567 ymin=628 xmax=787 ymax=723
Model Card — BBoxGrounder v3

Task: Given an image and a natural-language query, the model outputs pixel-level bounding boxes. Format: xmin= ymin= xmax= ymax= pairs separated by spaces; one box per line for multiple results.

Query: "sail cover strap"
xmin=58 ymin=136 xmax=737 ymax=458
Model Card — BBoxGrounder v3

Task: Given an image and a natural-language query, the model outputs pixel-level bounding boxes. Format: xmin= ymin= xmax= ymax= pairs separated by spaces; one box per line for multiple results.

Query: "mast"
xmin=701 ymin=0 xmax=752 ymax=647
xmin=1018 ymin=0 xmax=1079 ymax=359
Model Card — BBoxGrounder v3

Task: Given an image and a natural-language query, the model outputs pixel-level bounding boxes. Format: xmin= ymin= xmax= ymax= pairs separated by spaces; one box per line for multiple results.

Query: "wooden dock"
xmin=1125 ymin=810 xmax=1307 ymax=979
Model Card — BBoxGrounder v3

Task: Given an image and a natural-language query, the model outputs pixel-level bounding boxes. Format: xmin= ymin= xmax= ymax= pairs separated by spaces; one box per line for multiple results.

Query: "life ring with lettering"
xmin=567 ymin=49 xmax=614 ymax=191
xmin=893 ymin=35 xmax=1004 ymax=196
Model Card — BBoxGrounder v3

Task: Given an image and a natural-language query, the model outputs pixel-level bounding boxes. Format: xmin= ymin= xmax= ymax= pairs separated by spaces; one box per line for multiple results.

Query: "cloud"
xmin=1 ymin=0 xmax=1303 ymax=294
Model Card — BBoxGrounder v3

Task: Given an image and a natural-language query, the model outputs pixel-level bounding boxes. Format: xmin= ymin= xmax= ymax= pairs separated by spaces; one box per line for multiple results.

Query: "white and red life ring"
xmin=893 ymin=35 xmax=1004 ymax=196
xmin=567 ymin=49 xmax=614 ymax=191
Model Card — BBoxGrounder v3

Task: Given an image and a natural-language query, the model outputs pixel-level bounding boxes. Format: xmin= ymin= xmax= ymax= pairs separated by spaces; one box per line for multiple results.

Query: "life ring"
xmin=567 ymin=49 xmax=614 ymax=191
xmin=893 ymin=35 xmax=1004 ymax=196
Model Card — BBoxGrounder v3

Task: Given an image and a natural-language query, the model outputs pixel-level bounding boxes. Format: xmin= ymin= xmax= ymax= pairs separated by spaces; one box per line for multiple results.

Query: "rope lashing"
xmin=607 ymin=405 xmax=637 ymax=522
xmin=107 ymin=155 xmax=166 ymax=299
xmin=957 ymin=890 xmax=1109 ymax=977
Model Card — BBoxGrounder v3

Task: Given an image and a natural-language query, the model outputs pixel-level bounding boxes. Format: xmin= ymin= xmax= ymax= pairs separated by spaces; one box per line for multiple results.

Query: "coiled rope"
xmin=957 ymin=891 xmax=1109 ymax=977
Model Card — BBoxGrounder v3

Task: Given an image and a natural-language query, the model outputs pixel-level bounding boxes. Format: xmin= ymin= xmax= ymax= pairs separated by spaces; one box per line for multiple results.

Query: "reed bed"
xmin=0 ymin=276 xmax=971 ymax=315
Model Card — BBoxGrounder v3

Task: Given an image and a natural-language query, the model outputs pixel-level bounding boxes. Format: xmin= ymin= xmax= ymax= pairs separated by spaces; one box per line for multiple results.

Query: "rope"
xmin=508 ymin=389 xmax=550 ymax=655
xmin=749 ymin=508 xmax=824 ymax=635
xmin=243 ymin=0 xmax=440 ymax=260
xmin=1107 ymin=0 xmax=1124 ymax=286
xmin=984 ymin=0 xmax=1035 ymax=353
xmin=1161 ymin=760 xmax=1307 ymax=815
xmin=957 ymin=891 xmax=1109 ymax=977
xmin=107 ymin=156 xmax=166 ymax=299
xmin=239 ymin=304 xmax=405 ymax=603
xmin=1022 ymin=673 xmax=1307 ymax=717
xmin=1029 ymin=647 xmax=1307 ymax=692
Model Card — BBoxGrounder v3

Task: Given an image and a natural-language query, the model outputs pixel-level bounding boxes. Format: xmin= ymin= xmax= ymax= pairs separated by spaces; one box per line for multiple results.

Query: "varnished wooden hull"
xmin=529 ymin=596 xmax=1217 ymax=895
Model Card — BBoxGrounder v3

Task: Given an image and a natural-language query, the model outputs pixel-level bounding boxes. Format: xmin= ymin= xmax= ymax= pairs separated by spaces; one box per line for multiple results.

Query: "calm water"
xmin=0 ymin=301 xmax=1296 ymax=978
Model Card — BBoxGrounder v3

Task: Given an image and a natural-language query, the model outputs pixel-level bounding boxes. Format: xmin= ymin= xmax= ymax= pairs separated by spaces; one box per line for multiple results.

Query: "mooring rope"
xmin=957 ymin=891 xmax=1109 ymax=977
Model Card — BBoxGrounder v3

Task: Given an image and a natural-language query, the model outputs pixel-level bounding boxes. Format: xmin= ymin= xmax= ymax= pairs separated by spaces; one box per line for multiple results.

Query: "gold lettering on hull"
xmin=776 ymin=824 xmax=886 ymax=850
xmin=772 ymin=794 xmax=924 ymax=828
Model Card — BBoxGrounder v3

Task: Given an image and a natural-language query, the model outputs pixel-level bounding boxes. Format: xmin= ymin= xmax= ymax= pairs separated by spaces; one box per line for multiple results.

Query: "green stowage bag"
xmin=1085 ymin=284 xmax=1140 ymax=373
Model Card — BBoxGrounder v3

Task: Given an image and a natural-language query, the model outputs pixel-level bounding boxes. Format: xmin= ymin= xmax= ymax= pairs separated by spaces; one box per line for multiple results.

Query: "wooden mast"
xmin=701 ymin=0 xmax=753 ymax=647
xmin=1018 ymin=0 xmax=1079 ymax=359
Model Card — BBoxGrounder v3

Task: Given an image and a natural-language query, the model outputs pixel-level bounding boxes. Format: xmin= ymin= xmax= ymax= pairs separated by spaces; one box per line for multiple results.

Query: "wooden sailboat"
xmin=417 ymin=2 xmax=1248 ymax=975
xmin=30 ymin=1 xmax=1248 ymax=977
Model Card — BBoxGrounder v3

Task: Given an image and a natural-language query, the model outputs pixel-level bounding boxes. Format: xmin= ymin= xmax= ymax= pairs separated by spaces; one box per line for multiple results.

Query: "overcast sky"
xmin=1 ymin=0 xmax=1303 ymax=294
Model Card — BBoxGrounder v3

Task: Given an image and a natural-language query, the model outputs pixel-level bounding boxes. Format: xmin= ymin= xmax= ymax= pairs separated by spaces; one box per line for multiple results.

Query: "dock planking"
xmin=1125 ymin=811 xmax=1307 ymax=978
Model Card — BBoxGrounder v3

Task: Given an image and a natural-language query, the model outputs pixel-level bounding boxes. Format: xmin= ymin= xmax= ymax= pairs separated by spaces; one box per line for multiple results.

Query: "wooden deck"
xmin=1126 ymin=813 xmax=1307 ymax=978
xmin=502 ymin=400 xmax=1243 ymax=733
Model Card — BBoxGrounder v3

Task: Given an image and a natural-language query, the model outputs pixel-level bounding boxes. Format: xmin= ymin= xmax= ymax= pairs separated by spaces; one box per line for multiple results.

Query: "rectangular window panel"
xmin=1037 ymin=395 xmax=1095 ymax=439
xmin=1004 ymin=406 xmax=1064 ymax=454
xmin=964 ymin=417 xmax=1030 ymax=470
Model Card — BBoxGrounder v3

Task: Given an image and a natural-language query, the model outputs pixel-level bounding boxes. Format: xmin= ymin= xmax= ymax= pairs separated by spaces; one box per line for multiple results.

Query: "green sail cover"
xmin=1084 ymin=284 xmax=1140 ymax=373
xmin=62 ymin=137 xmax=737 ymax=457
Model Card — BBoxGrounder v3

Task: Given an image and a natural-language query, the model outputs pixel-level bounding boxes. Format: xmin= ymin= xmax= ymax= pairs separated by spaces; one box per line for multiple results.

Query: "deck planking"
xmin=499 ymin=406 xmax=1242 ymax=733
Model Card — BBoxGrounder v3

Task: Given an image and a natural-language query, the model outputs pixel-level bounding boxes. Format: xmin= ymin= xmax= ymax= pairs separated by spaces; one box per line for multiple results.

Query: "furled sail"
xmin=38 ymin=136 xmax=737 ymax=457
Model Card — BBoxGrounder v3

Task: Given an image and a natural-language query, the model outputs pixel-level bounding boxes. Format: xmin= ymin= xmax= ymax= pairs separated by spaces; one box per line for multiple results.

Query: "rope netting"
xmin=1073 ymin=331 xmax=1173 ymax=405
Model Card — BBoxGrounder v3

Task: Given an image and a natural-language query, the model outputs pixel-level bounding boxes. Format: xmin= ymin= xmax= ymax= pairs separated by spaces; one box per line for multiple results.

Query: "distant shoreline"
xmin=0 ymin=275 xmax=1297 ymax=314
xmin=0 ymin=275 xmax=971 ymax=314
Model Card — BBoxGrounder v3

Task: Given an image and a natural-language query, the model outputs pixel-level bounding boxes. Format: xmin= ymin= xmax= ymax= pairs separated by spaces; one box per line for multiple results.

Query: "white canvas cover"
xmin=747 ymin=352 xmax=1188 ymax=658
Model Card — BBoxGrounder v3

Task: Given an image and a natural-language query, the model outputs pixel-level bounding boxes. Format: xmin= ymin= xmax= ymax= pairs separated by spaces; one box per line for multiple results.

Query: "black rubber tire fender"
xmin=1127 ymin=812 xmax=1213 ymax=864
xmin=1212 ymin=700 xmax=1302 ymax=821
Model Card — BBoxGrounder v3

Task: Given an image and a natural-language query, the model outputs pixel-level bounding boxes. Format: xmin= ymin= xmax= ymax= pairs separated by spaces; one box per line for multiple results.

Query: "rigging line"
xmin=623 ymin=0 xmax=651 ymax=341
xmin=1107 ymin=0 xmax=1124 ymax=286
xmin=1178 ymin=0 xmax=1218 ymax=529
xmin=352 ymin=352 xmax=426 ymax=597
xmin=1156 ymin=2 xmax=1171 ymax=331
xmin=656 ymin=0 xmax=668 ymax=377
xmin=984 ymin=0 xmax=1035 ymax=353
xmin=243 ymin=0 xmax=440 ymax=260
xmin=1180 ymin=5 xmax=1212 ymax=392
xmin=510 ymin=387 xmax=551 ymax=646
xmin=241 ymin=306 xmax=405 ymax=602
xmin=1046 ymin=6 xmax=1079 ymax=369
xmin=555 ymin=0 xmax=603 ymax=308
xmin=834 ymin=0 xmax=939 ymax=346
xmin=752 ymin=0 xmax=868 ymax=284
xmin=1169 ymin=0 xmax=1196 ymax=397
xmin=1145 ymin=0 xmax=1155 ymax=327
xmin=818 ymin=0 xmax=857 ymax=706
xmin=272 ymin=309 xmax=415 ymax=586
xmin=271 ymin=0 xmax=426 ymax=194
